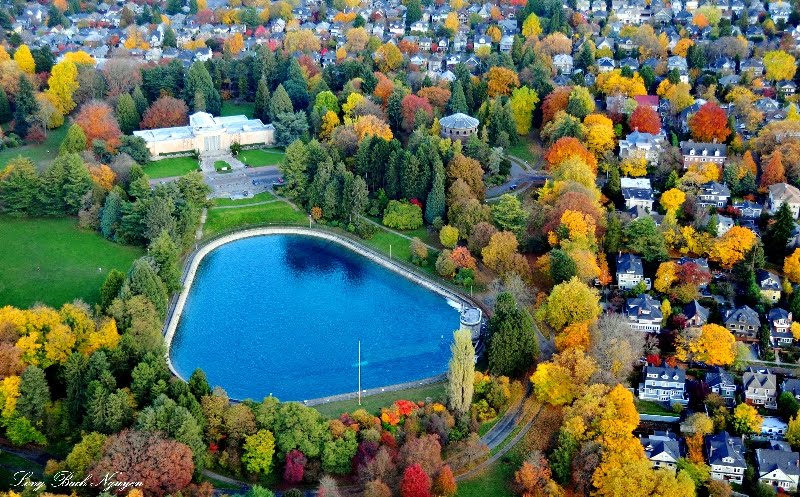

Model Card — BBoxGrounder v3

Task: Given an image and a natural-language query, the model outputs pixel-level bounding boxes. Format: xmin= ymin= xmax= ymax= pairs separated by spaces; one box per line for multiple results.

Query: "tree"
xmin=566 ymin=87 xmax=595 ymax=120
xmin=91 ymin=430 xmax=194 ymax=497
xmin=487 ymin=67 xmax=520 ymax=97
xmin=447 ymin=330 xmax=475 ymax=417
xmin=270 ymin=84 xmax=293 ymax=119
xmin=0 ymin=157 xmax=39 ymax=214
xmin=59 ymin=123 xmax=87 ymax=155
xmin=629 ymin=105 xmax=661 ymax=134
xmin=482 ymin=231 xmax=529 ymax=277
xmin=491 ymin=194 xmax=528 ymax=239
xmin=75 ymin=101 xmax=122 ymax=150
xmin=448 ymin=154 xmax=485 ymax=200
xmin=274 ymin=112 xmax=309 ymax=146
xmin=623 ymin=216 xmax=667 ymax=262
xmin=709 ymin=226 xmax=756 ymax=268
xmin=425 ymin=164 xmax=446 ymax=224
xmin=16 ymin=366 xmax=50 ymax=425
xmin=550 ymin=249 xmax=578 ymax=285
xmin=433 ymin=465 xmax=457 ymax=497
xmin=185 ymin=61 xmax=220 ymax=115
xmin=541 ymin=277 xmax=601 ymax=331
xmin=660 ymin=188 xmax=686 ymax=213
xmin=786 ymin=248 xmax=800 ymax=284
xmin=279 ymin=140 xmax=309 ymax=204
xmin=46 ymin=60 xmax=78 ymax=115
xmin=0 ymin=87 xmax=11 ymax=124
xmin=676 ymin=324 xmax=736 ymax=366
xmin=439 ymin=226 xmax=459 ymax=249
xmin=584 ymin=114 xmax=616 ymax=157
xmin=764 ymin=51 xmax=797 ymax=82
xmin=254 ymin=78 xmax=271 ymax=123
xmin=14 ymin=74 xmax=38 ymax=138
xmin=732 ymin=403 xmax=762 ymax=435
xmin=242 ymin=429 xmax=276 ymax=475
xmin=141 ymin=96 xmax=188 ymax=130
xmin=116 ymin=93 xmax=140 ymax=135
xmin=13 ymin=45 xmax=35 ymax=74
xmin=522 ymin=13 xmax=542 ymax=39
xmin=447 ymin=81 xmax=468 ymax=115
xmin=375 ymin=43 xmax=403 ymax=72
xmin=689 ymin=102 xmax=730 ymax=143
xmin=125 ymin=258 xmax=169 ymax=317
xmin=589 ymin=314 xmax=646 ymax=385
xmin=401 ymin=464 xmax=431 ymax=497
xmin=532 ymin=349 xmax=597 ymax=406
xmin=401 ymin=94 xmax=433 ymax=131
xmin=510 ymin=86 xmax=539 ymax=135
xmin=544 ymin=136 xmax=597 ymax=172
xmin=760 ymin=150 xmax=786 ymax=191
xmin=488 ymin=292 xmax=538 ymax=376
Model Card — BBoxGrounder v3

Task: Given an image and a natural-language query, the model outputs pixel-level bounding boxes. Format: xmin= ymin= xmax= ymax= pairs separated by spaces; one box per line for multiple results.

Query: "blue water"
xmin=170 ymin=235 xmax=458 ymax=401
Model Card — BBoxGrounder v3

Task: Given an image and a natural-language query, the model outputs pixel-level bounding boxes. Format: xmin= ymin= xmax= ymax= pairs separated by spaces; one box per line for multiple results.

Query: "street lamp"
xmin=308 ymin=214 xmax=312 ymax=229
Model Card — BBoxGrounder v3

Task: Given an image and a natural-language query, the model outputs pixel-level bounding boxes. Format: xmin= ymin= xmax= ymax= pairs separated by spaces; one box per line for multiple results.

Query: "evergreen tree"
xmin=385 ymin=149 xmax=402 ymax=199
xmin=605 ymin=213 xmax=622 ymax=254
xmin=447 ymin=81 xmax=468 ymax=115
xmin=185 ymin=61 xmax=220 ymax=115
xmin=254 ymin=77 xmax=271 ymax=122
xmin=0 ymin=87 xmax=10 ymax=124
xmin=273 ymin=112 xmax=308 ymax=147
xmin=279 ymin=140 xmax=310 ymax=203
xmin=61 ymin=153 xmax=92 ymax=215
xmin=577 ymin=42 xmax=594 ymax=70
xmin=706 ymin=213 xmax=719 ymax=236
xmin=14 ymin=74 xmax=38 ymax=138
xmin=149 ymin=230 xmax=182 ymax=293
xmin=401 ymin=153 xmax=425 ymax=200
xmin=766 ymin=202 xmax=795 ymax=260
xmin=607 ymin=164 xmax=621 ymax=198
xmin=165 ymin=0 xmax=181 ymax=16
xmin=269 ymin=84 xmax=293 ymax=120
xmin=722 ymin=165 xmax=740 ymax=193
xmin=406 ymin=0 xmax=422 ymax=25
xmin=124 ymin=257 xmax=169 ymax=318
xmin=664 ymin=170 xmax=679 ymax=190
xmin=162 ymin=26 xmax=177 ymax=48
xmin=737 ymin=171 xmax=756 ymax=196
xmin=59 ymin=124 xmax=87 ymax=155
xmin=100 ymin=269 xmax=125 ymax=310
xmin=16 ymin=366 xmax=50 ymax=426
xmin=188 ymin=0 xmax=198 ymax=14
xmin=132 ymin=86 xmax=148 ymax=116
xmin=550 ymin=249 xmax=577 ymax=284
xmin=488 ymin=292 xmax=538 ymax=376
xmin=100 ymin=187 xmax=124 ymax=239
xmin=188 ymin=369 xmax=211 ymax=400
xmin=0 ymin=157 xmax=39 ymax=214
xmin=387 ymin=90 xmax=404 ymax=132
xmin=425 ymin=163 xmax=446 ymax=223
xmin=115 ymin=93 xmax=140 ymax=135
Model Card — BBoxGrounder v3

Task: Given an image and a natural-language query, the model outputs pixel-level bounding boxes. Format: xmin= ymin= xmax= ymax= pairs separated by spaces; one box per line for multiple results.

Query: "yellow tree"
xmin=785 ymin=248 xmax=800 ymax=284
xmin=510 ymin=86 xmax=539 ymax=135
xmin=672 ymin=38 xmax=694 ymax=57
xmin=620 ymin=157 xmax=648 ymax=177
xmin=487 ymin=25 xmax=502 ymax=43
xmin=540 ymin=277 xmax=601 ymax=331
xmin=660 ymin=188 xmax=686 ymax=213
xmin=320 ymin=111 xmax=340 ymax=139
xmin=532 ymin=348 xmax=597 ymax=406
xmin=63 ymin=51 xmax=95 ymax=66
xmin=444 ymin=12 xmax=459 ymax=33
xmin=487 ymin=66 xmax=520 ymax=97
xmin=345 ymin=27 xmax=369 ymax=53
xmin=732 ymin=403 xmax=762 ymax=435
xmin=676 ymin=324 xmax=737 ymax=366
xmin=353 ymin=115 xmax=393 ymax=141
xmin=224 ymin=33 xmax=244 ymax=55
xmin=555 ymin=320 xmax=591 ymax=351
xmin=654 ymin=261 xmax=678 ymax=293
xmin=522 ymin=13 xmax=542 ymax=39
xmin=709 ymin=226 xmax=756 ymax=268
xmin=584 ymin=114 xmax=616 ymax=157
xmin=46 ymin=60 xmax=78 ymax=115
xmin=13 ymin=45 xmax=35 ymax=74
xmin=123 ymin=26 xmax=149 ymax=49
xmin=342 ymin=92 xmax=364 ymax=122
xmin=375 ymin=43 xmax=403 ymax=72
xmin=764 ymin=51 xmax=797 ymax=82
xmin=0 ymin=375 xmax=20 ymax=419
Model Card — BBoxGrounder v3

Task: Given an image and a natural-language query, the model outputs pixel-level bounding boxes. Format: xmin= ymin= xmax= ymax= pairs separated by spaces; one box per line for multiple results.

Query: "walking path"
xmin=210 ymin=199 xmax=280 ymax=210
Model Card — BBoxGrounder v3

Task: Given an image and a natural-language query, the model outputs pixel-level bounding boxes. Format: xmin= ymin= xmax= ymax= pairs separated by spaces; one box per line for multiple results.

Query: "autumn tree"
xmin=46 ymin=60 xmax=78 ymax=116
xmin=764 ymin=51 xmax=797 ymax=82
xmin=482 ymin=231 xmax=530 ymax=278
xmin=732 ymin=403 xmax=762 ymax=435
xmin=13 ymin=45 xmax=35 ymax=74
xmin=401 ymin=464 xmax=431 ymax=497
xmin=375 ymin=43 xmax=403 ymax=72
xmin=542 ymin=87 xmax=572 ymax=124
xmin=433 ymin=465 xmax=457 ymax=497
xmin=242 ymin=429 xmax=276 ymax=475
xmin=785 ymin=248 xmax=800 ymax=284
xmin=689 ymin=102 xmax=730 ymax=143
xmin=589 ymin=314 xmax=646 ymax=385
xmin=401 ymin=94 xmax=433 ymax=131
xmin=660 ymin=188 xmax=686 ymax=213
xmin=510 ymin=86 xmax=539 ymax=135
xmin=760 ymin=150 xmax=786 ymax=191
xmin=522 ymin=13 xmax=542 ymax=39
xmin=540 ymin=277 xmax=601 ymax=331
xmin=676 ymin=324 xmax=736 ymax=366
xmin=709 ymin=226 xmax=756 ymax=268
xmin=75 ymin=101 xmax=122 ymax=151
xmin=532 ymin=348 xmax=597 ymax=406
xmin=487 ymin=66 xmax=520 ymax=97
xmin=584 ymin=114 xmax=616 ymax=157
xmin=141 ymin=96 xmax=189 ymax=130
xmin=683 ymin=413 xmax=714 ymax=463
xmin=629 ymin=105 xmax=661 ymax=134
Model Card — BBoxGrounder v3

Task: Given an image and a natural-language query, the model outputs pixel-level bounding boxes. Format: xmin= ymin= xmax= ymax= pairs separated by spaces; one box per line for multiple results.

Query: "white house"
xmin=768 ymin=183 xmax=800 ymax=218
xmin=707 ymin=432 xmax=747 ymax=484
xmin=621 ymin=177 xmax=655 ymax=211
xmin=638 ymin=366 xmax=687 ymax=405
xmin=756 ymin=443 xmax=800 ymax=492
xmin=625 ymin=293 xmax=663 ymax=332
xmin=616 ymin=253 xmax=650 ymax=290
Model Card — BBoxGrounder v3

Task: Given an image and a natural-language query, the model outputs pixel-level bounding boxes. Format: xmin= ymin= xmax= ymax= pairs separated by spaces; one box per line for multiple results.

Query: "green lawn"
xmin=0 ymin=125 xmax=69 ymax=171
xmin=0 ymin=451 xmax=44 ymax=490
xmin=507 ymin=141 xmax=537 ymax=166
xmin=203 ymin=201 xmax=308 ymax=237
xmin=214 ymin=160 xmax=231 ymax=172
xmin=238 ymin=148 xmax=285 ymax=167
xmin=221 ymin=101 xmax=255 ymax=118
xmin=0 ymin=216 xmax=144 ymax=308
xmin=637 ymin=400 xmax=679 ymax=416
xmin=457 ymin=461 xmax=516 ymax=497
xmin=313 ymin=382 xmax=447 ymax=419
xmin=211 ymin=191 xmax=275 ymax=207
xmin=144 ymin=157 xmax=199 ymax=179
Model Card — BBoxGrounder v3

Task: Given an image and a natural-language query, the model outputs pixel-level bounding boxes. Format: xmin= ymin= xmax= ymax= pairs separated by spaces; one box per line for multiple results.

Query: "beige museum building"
xmin=134 ymin=112 xmax=275 ymax=159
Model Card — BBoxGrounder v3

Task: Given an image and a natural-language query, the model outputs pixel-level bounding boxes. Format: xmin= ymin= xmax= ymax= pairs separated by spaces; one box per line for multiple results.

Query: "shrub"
xmin=383 ymin=200 xmax=423 ymax=230
xmin=355 ymin=221 xmax=376 ymax=239
xmin=454 ymin=268 xmax=475 ymax=287
xmin=410 ymin=238 xmax=428 ymax=266
xmin=436 ymin=250 xmax=457 ymax=278
xmin=439 ymin=225 xmax=459 ymax=248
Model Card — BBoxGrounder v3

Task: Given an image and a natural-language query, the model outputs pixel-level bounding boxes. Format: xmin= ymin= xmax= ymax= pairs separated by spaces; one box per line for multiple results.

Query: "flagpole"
xmin=358 ymin=340 xmax=362 ymax=406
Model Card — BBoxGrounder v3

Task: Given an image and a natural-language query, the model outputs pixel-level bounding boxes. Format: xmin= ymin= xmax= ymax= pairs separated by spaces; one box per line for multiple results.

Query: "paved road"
xmin=486 ymin=155 xmax=550 ymax=199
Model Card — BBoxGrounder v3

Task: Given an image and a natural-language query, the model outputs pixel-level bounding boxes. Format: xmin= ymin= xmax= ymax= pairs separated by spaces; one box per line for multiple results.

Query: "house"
xmin=634 ymin=95 xmax=659 ymax=111
xmin=768 ymin=308 xmax=793 ymax=346
xmin=553 ymin=53 xmax=574 ymax=74
xmin=717 ymin=215 xmax=734 ymax=236
xmin=733 ymin=200 xmax=763 ymax=218
xmin=680 ymin=141 xmax=727 ymax=168
xmin=756 ymin=442 xmax=800 ymax=492
xmin=761 ymin=417 xmax=789 ymax=440
xmin=499 ymin=35 xmax=514 ymax=53
xmin=641 ymin=432 xmax=682 ymax=471
xmin=638 ymin=365 xmax=688 ymax=405
xmin=625 ymin=294 xmax=663 ymax=332
xmin=757 ymin=269 xmax=782 ymax=304
xmin=133 ymin=112 xmax=274 ymax=160
xmin=778 ymin=81 xmax=798 ymax=96
xmin=723 ymin=305 xmax=761 ymax=341
xmin=621 ymin=177 xmax=655 ymax=211
xmin=741 ymin=58 xmax=765 ymax=75
xmin=684 ymin=300 xmax=710 ymax=328
xmin=743 ymin=367 xmax=778 ymax=409
xmin=697 ymin=181 xmax=731 ymax=209
xmin=597 ymin=57 xmax=616 ymax=72
xmin=616 ymin=253 xmax=650 ymax=290
xmin=667 ymin=55 xmax=688 ymax=72
xmin=707 ymin=432 xmax=747 ymax=484
xmin=769 ymin=0 xmax=792 ymax=22
xmin=768 ymin=183 xmax=800 ymax=218
xmin=473 ymin=34 xmax=491 ymax=51
xmin=619 ymin=130 xmax=665 ymax=163
xmin=706 ymin=366 xmax=736 ymax=405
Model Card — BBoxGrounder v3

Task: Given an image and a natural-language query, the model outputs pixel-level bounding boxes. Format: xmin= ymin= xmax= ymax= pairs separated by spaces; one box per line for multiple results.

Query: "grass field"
xmin=313 ymin=382 xmax=447 ymax=418
xmin=203 ymin=201 xmax=308 ymax=237
xmin=144 ymin=157 xmax=200 ymax=179
xmin=636 ymin=399 xmax=678 ymax=416
xmin=238 ymin=148 xmax=285 ymax=167
xmin=0 ymin=217 xmax=144 ymax=308
xmin=0 ymin=451 xmax=44 ymax=489
xmin=507 ymin=141 xmax=537 ymax=165
xmin=221 ymin=101 xmax=255 ymax=118
xmin=211 ymin=191 xmax=275 ymax=207
xmin=214 ymin=160 xmax=231 ymax=172
xmin=0 ymin=125 xmax=69 ymax=171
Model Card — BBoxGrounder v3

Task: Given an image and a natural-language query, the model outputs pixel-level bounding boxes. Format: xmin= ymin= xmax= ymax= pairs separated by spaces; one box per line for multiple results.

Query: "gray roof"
xmin=783 ymin=378 xmax=800 ymax=398
xmin=617 ymin=253 xmax=644 ymax=276
xmin=744 ymin=367 xmax=777 ymax=392
xmin=626 ymin=294 xmax=663 ymax=321
xmin=641 ymin=432 xmax=681 ymax=463
xmin=680 ymin=140 xmax=728 ymax=157
xmin=756 ymin=448 xmax=800 ymax=478
xmin=724 ymin=305 xmax=761 ymax=328
xmin=684 ymin=300 xmax=710 ymax=323
xmin=706 ymin=366 xmax=734 ymax=389
xmin=707 ymin=432 xmax=747 ymax=468
xmin=439 ymin=112 xmax=479 ymax=129
xmin=757 ymin=270 xmax=781 ymax=292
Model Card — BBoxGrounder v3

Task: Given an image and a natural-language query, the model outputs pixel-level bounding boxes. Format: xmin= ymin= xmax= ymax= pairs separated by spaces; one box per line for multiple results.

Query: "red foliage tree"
xmin=401 ymin=464 xmax=431 ymax=497
xmin=400 ymin=434 xmax=442 ymax=477
xmin=283 ymin=449 xmax=306 ymax=483
xmin=25 ymin=126 xmax=46 ymax=144
xmin=401 ymin=94 xmax=433 ymax=131
xmin=760 ymin=150 xmax=786 ymax=191
xmin=688 ymin=102 xmax=730 ymax=142
xmin=676 ymin=261 xmax=711 ymax=286
xmin=75 ymin=100 xmax=122 ymax=150
xmin=629 ymin=105 xmax=661 ymax=134
xmin=544 ymin=137 xmax=598 ymax=172
xmin=541 ymin=87 xmax=572 ymax=124
xmin=450 ymin=246 xmax=477 ymax=269
xmin=141 ymin=96 xmax=190 ymax=130
xmin=541 ymin=190 xmax=606 ymax=238
xmin=90 ymin=430 xmax=194 ymax=497
xmin=646 ymin=354 xmax=662 ymax=366
xmin=433 ymin=465 xmax=457 ymax=497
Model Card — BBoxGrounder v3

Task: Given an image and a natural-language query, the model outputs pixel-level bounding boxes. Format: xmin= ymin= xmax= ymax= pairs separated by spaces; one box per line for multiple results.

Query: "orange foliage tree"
xmin=688 ymin=102 xmax=730 ymax=142
xmin=759 ymin=150 xmax=786 ymax=191
xmin=449 ymin=246 xmax=477 ymax=269
xmin=542 ymin=87 xmax=572 ymax=124
xmin=353 ymin=115 xmax=393 ymax=141
xmin=486 ymin=66 xmax=520 ymax=97
xmin=544 ymin=137 xmax=598 ymax=173
xmin=140 ymin=96 xmax=189 ymax=130
xmin=629 ymin=105 xmax=661 ymax=134
xmin=74 ymin=101 xmax=122 ymax=150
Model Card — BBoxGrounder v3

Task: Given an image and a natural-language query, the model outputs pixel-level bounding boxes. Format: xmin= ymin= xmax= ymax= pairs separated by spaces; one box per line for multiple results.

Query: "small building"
xmin=553 ymin=53 xmax=574 ymax=74
xmin=706 ymin=366 xmax=736 ymax=405
xmin=767 ymin=308 xmax=793 ymax=347
xmin=784 ymin=378 xmax=800 ymax=401
xmin=724 ymin=305 xmax=761 ymax=342
xmin=616 ymin=253 xmax=650 ymax=290
xmin=134 ymin=112 xmax=274 ymax=160
xmin=680 ymin=141 xmax=727 ymax=169
xmin=733 ymin=200 xmax=763 ymax=219
xmin=625 ymin=294 xmax=663 ymax=332
xmin=684 ymin=300 xmax=710 ymax=328
xmin=641 ymin=432 xmax=682 ymax=471
xmin=761 ymin=417 xmax=789 ymax=440
xmin=697 ymin=181 xmax=731 ymax=209
xmin=707 ymin=432 xmax=747 ymax=484
xmin=639 ymin=365 xmax=687 ymax=405
xmin=756 ymin=442 xmax=800 ymax=492
xmin=439 ymin=113 xmax=479 ymax=142
xmin=757 ymin=269 xmax=782 ymax=304
xmin=619 ymin=130 xmax=664 ymax=164
xmin=459 ymin=306 xmax=482 ymax=341
xmin=743 ymin=367 xmax=778 ymax=410
xmin=768 ymin=183 xmax=800 ymax=219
